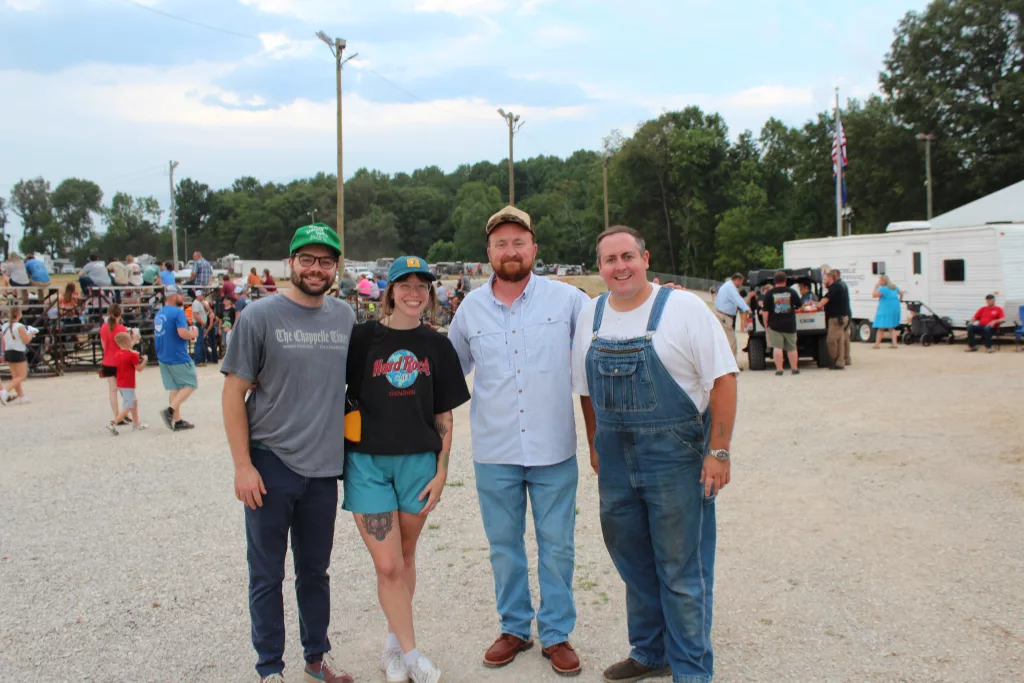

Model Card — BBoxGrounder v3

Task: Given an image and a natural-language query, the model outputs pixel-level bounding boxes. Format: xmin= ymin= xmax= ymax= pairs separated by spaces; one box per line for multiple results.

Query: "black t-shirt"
xmin=347 ymin=322 xmax=471 ymax=456
xmin=823 ymin=281 xmax=851 ymax=319
xmin=765 ymin=286 xmax=801 ymax=333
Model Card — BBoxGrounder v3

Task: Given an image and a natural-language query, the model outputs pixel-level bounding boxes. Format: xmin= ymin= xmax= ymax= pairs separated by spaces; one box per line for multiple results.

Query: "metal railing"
xmin=647 ymin=272 xmax=720 ymax=293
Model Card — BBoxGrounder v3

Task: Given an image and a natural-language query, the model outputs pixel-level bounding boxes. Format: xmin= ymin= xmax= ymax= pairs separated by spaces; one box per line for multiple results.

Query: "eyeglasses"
xmin=294 ymin=253 xmax=338 ymax=269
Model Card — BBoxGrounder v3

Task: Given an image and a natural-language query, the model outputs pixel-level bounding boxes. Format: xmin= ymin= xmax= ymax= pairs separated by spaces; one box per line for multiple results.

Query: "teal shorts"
xmin=159 ymin=361 xmax=198 ymax=390
xmin=342 ymin=451 xmax=437 ymax=515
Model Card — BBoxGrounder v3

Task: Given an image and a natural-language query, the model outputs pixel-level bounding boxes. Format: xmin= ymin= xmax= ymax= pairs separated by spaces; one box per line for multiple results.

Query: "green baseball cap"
xmin=289 ymin=222 xmax=342 ymax=256
xmin=388 ymin=255 xmax=436 ymax=283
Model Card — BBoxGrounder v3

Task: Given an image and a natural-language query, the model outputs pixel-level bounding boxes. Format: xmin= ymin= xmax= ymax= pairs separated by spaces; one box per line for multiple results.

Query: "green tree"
xmin=0 ymin=197 xmax=8 ymax=256
xmin=175 ymin=178 xmax=213 ymax=253
xmin=450 ymin=182 xmax=503 ymax=261
xmin=881 ymin=0 xmax=1024 ymax=201
xmin=426 ymin=239 xmax=457 ymax=263
xmin=347 ymin=205 xmax=400 ymax=260
xmin=51 ymin=178 xmax=103 ymax=250
xmin=10 ymin=177 xmax=60 ymax=256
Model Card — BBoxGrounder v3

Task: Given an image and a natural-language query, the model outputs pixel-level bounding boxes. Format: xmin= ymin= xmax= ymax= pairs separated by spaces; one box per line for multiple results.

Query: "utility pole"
xmin=497 ymin=109 xmax=524 ymax=205
xmin=307 ymin=209 xmax=318 ymax=223
xmin=169 ymin=160 xmax=179 ymax=267
xmin=316 ymin=31 xmax=358 ymax=269
xmin=916 ymin=133 xmax=936 ymax=219
xmin=602 ymin=153 xmax=610 ymax=229
xmin=834 ymin=88 xmax=843 ymax=238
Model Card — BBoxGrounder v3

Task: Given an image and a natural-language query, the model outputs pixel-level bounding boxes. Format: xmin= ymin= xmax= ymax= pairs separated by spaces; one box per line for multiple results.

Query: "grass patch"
xmin=446 ymin=480 xmax=465 ymax=487
xmin=428 ymin=523 xmax=440 ymax=530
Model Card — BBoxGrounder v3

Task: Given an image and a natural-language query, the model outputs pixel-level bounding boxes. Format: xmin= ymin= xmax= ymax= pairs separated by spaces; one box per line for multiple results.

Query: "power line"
xmin=120 ymin=0 xmax=260 ymax=41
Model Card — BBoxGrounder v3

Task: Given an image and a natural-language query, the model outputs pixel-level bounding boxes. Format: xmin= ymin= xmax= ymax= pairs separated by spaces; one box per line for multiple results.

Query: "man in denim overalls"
xmin=573 ymin=226 xmax=739 ymax=683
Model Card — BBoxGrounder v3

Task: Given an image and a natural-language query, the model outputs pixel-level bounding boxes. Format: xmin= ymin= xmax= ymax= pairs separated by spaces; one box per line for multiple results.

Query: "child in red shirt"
xmin=108 ymin=332 xmax=148 ymax=435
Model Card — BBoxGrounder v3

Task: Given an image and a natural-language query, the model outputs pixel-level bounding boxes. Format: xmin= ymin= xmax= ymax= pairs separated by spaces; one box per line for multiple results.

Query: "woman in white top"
xmin=1 ymin=306 xmax=37 ymax=405
xmin=3 ymin=253 xmax=30 ymax=287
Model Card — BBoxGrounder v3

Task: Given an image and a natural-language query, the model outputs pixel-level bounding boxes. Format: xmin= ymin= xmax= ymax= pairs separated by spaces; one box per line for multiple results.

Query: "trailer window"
xmin=872 ymin=261 xmax=886 ymax=275
xmin=913 ymin=252 xmax=922 ymax=275
xmin=943 ymin=259 xmax=965 ymax=282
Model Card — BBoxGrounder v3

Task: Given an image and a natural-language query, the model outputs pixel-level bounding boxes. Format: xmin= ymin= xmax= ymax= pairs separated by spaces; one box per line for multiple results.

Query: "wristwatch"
xmin=708 ymin=449 xmax=730 ymax=462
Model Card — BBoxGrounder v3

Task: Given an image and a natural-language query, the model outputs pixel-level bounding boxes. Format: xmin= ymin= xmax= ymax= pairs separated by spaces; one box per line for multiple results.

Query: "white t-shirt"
xmin=571 ymin=285 xmax=738 ymax=412
xmin=128 ymin=262 xmax=143 ymax=286
xmin=2 ymin=322 xmax=28 ymax=352
xmin=191 ymin=300 xmax=208 ymax=325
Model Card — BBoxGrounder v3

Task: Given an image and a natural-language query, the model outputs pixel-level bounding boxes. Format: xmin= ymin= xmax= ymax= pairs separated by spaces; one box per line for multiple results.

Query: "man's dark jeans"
xmin=246 ymin=445 xmax=338 ymax=677
xmin=967 ymin=324 xmax=996 ymax=349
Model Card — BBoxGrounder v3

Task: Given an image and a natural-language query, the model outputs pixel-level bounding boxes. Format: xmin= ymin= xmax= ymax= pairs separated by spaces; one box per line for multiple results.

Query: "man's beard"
xmin=291 ymin=271 xmax=332 ymax=296
xmin=492 ymin=256 xmax=533 ymax=283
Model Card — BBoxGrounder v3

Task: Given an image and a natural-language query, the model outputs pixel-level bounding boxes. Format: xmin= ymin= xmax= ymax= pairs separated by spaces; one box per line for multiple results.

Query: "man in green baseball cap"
xmin=289 ymin=222 xmax=342 ymax=257
xmin=221 ymin=221 xmax=356 ymax=683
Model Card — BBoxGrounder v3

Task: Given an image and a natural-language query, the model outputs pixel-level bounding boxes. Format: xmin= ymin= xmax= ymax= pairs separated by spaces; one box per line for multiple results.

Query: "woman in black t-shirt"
xmin=343 ymin=255 xmax=471 ymax=683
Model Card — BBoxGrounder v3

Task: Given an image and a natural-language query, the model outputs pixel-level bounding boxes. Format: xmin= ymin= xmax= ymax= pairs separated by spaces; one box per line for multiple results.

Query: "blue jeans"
xmin=193 ymin=325 xmax=206 ymax=364
xmin=597 ymin=429 xmax=716 ymax=683
xmin=474 ymin=457 xmax=578 ymax=648
xmin=246 ymin=446 xmax=338 ymax=677
xmin=967 ymin=323 xmax=995 ymax=349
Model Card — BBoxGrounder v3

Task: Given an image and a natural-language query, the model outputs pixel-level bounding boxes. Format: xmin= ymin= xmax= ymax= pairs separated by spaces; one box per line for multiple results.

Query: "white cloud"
xmin=4 ymin=0 xmax=45 ymax=9
xmin=533 ymin=24 xmax=588 ymax=44
xmin=413 ymin=0 xmax=506 ymax=15
xmin=257 ymin=32 xmax=320 ymax=60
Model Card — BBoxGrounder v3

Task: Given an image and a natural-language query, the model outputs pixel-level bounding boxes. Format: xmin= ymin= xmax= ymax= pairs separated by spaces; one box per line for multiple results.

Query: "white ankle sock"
xmin=403 ymin=648 xmax=420 ymax=668
xmin=386 ymin=632 xmax=399 ymax=649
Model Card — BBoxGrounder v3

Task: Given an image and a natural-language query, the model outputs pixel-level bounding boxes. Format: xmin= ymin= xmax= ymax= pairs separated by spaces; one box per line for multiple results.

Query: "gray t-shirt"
xmin=221 ymin=294 xmax=355 ymax=478
xmin=82 ymin=261 xmax=111 ymax=286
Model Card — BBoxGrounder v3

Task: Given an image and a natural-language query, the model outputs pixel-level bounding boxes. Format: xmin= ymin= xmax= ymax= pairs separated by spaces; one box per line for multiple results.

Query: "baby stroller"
xmin=902 ymin=301 xmax=955 ymax=346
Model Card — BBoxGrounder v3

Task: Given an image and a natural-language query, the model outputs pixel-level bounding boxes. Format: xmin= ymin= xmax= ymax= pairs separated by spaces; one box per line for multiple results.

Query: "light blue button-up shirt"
xmin=714 ymin=278 xmax=751 ymax=316
xmin=448 ymin=274 xmax=589 ymax=467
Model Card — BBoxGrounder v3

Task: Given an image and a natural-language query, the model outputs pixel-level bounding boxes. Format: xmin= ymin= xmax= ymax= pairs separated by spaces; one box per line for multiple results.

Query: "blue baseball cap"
xmin=388 ymin=256 xmax=436 ymax=283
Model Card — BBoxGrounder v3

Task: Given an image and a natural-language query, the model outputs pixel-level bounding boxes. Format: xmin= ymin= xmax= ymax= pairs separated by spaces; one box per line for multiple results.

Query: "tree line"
xmin=3 ymin=0 xmax=1020 ymax=278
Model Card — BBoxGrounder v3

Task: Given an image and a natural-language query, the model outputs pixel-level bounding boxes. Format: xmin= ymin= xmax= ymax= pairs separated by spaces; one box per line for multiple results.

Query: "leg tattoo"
xmin=362 ymin=512 xmax=394 ymax=542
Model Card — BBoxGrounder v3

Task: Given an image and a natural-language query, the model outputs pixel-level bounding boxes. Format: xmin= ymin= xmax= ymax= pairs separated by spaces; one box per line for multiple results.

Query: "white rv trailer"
xmin=783 ymin=223 xmax=1024 ymax=342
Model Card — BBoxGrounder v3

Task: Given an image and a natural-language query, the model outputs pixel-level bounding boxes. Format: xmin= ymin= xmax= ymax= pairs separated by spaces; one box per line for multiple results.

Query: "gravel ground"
xmin=1 ymin=339 xmax=1022 ymax=683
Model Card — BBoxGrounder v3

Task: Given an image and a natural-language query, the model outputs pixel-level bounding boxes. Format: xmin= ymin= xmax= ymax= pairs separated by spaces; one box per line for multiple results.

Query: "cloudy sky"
xmin=0 ymin=0 xmax=926 ymax=244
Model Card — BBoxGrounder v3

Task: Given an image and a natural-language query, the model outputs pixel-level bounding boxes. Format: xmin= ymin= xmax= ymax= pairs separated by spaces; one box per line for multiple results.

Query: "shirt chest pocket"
xmin=468 ymin=329 xmax=512 ymax=378
xmin=524 ymin=317 xmax=569 ymax=372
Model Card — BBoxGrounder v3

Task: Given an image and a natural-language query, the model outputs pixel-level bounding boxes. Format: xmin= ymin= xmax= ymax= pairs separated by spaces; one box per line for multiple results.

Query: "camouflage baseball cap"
xmin=484 ymin=205 xmax=533 ymax=234
xmin=289 ymin=222 xmax=342 ymax=256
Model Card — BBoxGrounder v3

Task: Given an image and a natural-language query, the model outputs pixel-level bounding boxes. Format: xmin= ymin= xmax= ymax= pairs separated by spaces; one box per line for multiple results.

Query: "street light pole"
xmin=316 ymin=31 xmax=358 ymax=270
xmin=169 ymin=160 xmax=179 ymax=267
xmin=497 ymin=109 xmax=523 ymax=206
xmin=916 ymin=133 xmax=936 ymax=219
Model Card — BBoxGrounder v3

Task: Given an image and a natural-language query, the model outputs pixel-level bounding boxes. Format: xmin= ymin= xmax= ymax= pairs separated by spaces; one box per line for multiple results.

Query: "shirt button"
xmin=521 ymin=429 xmax=525 ymax=433
xmin=512 ymin=330 xmax=516 ymax=334
xmin=518 ymin=389 xmax=522 ymax=393
xmin=514 ymin=349 xmax=518 ymax=353
xmin=547 ymin=317 xmax=551 ymax=321
xmin=517 ymin=369 xmax=521 ymax=374
xmin=511 ymin=311 xmax=515 ymax=315
xmin=519 ymin=409 xmax=524 ymax=413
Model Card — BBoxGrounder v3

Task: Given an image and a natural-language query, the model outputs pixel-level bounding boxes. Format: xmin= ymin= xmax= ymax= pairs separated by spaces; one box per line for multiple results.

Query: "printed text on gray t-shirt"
xmin=221 ymin=294 xmax=355 ymax=477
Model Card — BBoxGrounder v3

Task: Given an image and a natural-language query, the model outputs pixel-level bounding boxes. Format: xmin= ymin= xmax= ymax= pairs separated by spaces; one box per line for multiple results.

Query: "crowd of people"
xmin=216 ymin=210 xmax=737 ymax=683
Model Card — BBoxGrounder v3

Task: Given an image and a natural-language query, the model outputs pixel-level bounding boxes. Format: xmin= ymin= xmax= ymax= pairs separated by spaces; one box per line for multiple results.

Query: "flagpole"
xmin=835 ymin=87 xmax=843 ymax=237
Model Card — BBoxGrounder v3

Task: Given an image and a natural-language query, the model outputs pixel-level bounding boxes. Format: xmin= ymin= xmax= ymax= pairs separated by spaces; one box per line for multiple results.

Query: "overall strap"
xmin=646 ymin=286 xmax=674 ymax=334
xmin=592 ymin=293 xmax=609 ymax=337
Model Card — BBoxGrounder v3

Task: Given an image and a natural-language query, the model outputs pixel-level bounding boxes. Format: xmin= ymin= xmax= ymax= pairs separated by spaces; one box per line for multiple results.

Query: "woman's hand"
xmin=418 ymin=471 xmax=447 ymax=516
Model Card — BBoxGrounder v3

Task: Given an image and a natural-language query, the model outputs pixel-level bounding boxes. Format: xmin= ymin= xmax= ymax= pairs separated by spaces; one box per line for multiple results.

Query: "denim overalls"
xmin=585 ymin=287 xmax=716 ymax=683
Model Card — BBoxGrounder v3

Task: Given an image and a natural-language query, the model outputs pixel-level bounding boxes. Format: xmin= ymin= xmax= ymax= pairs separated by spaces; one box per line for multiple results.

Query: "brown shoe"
xmin=602 ymin=657 xmax=671 ymax=682
xmin=542 ymin=641 xmax=582 ymax=676
xmin=483 ymin=633 xmax=534 ymax=668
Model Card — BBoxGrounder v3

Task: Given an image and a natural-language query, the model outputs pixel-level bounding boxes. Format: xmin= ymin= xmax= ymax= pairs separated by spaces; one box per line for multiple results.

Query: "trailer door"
xmin=906 ymin=245 xmax=929 ymax=304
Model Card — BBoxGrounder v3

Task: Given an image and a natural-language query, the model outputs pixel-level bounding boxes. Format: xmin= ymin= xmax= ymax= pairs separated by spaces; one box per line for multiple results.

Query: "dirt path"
xmin=0 ymin=340 xmax=1021 ymax=682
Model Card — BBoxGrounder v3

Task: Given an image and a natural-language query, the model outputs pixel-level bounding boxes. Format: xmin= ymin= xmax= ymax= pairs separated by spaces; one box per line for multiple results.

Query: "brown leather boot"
xmin=542 ymin=641 xmax=582 ymax=676
xmin=483 ymin=633 xmax=534 ymax=668
xmin=602 ymin=657 xmax=670 ymax=682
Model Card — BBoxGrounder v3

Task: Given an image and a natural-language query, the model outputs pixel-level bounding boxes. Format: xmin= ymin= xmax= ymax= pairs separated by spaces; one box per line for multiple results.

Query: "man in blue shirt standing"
xmin=154 ymin=285 xmax=199 ymax=430
xmin=448 ymin=206 xmax=589 ymax=678
xmin=188 ymin=251 xmax=213 ymax=289
xmin=713 ymin=273 xmax=751 ymax=362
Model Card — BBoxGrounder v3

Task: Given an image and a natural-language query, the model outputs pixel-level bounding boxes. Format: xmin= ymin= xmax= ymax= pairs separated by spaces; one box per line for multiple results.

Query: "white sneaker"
xmin=107 ymin=422 xmax=120 ymax=436
xmin=381 ymin=646 xmax=408 ymax=683
xmin=259 ymin=675 xmax=284 ymax=683
xmin=408 ymin=655 xmax=442 ymax=683
xmin=132 ymin=423 xmax=149 ymax=431
xmin=0 ymin=389 xmax=8 ymax=406
xmin=14 ymin=397 xmax=30 ymax=405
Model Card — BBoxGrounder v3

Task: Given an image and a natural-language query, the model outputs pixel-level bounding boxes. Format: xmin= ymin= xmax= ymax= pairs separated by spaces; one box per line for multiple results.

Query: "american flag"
xmin=832 ymin=110 xmax=848 ymax=205
xmin=832 ymin=111 xmax=848 ymax=176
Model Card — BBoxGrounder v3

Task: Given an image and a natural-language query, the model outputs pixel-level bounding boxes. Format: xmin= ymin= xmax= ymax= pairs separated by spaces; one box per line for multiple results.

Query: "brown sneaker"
xmin=304 ymin=652 xmax=354 ymax=683
xmin=542 ymin=641 xmax=582 ymax=676
xmin=483 ymin=633 xmax=534 ymax=668
xmin=602 ymin=657 xmax=671 ymax=682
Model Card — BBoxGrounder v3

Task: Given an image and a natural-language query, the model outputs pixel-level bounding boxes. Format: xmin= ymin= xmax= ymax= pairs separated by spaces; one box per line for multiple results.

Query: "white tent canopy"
xmin=929 ymin=179 xmax=1024 ymax=229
